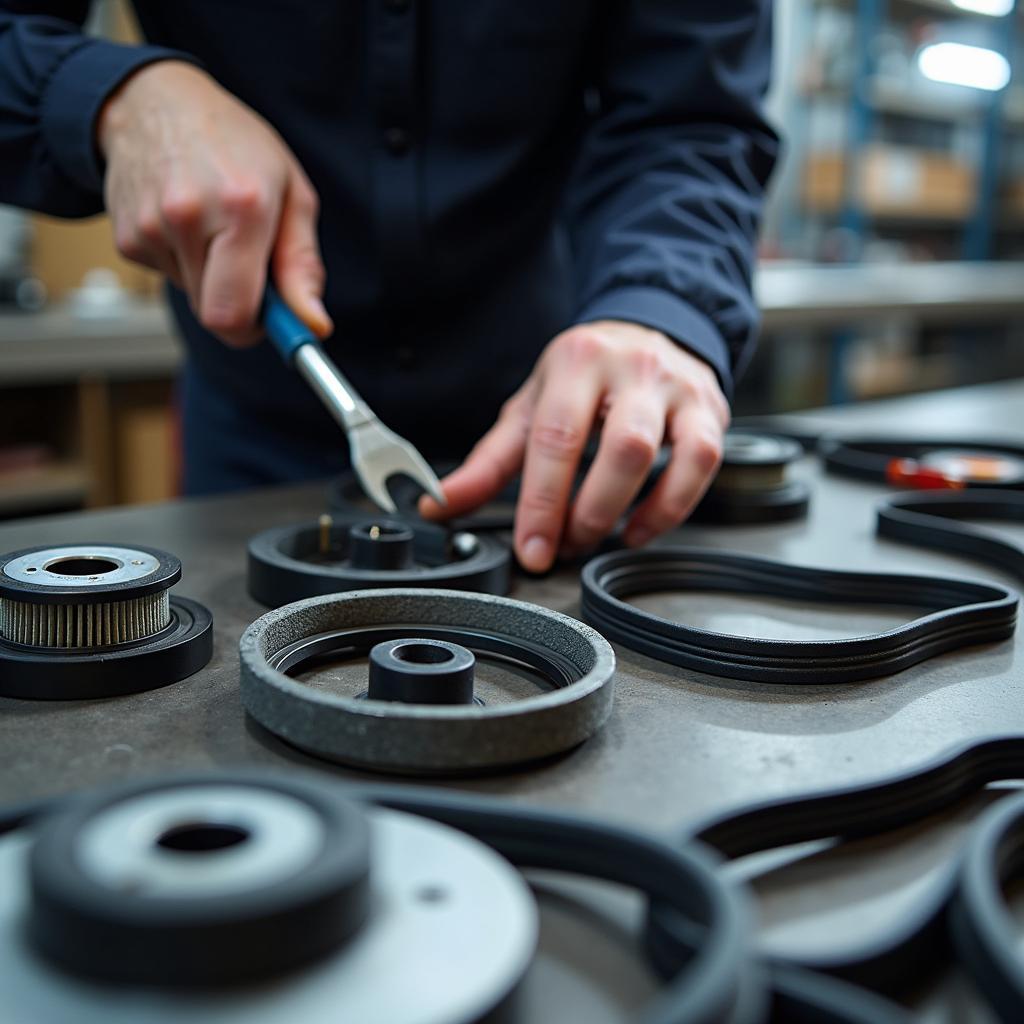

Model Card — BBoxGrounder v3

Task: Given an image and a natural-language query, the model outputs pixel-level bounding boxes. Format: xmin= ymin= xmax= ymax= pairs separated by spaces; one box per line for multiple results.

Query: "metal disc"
xmin=0 ymin=807 xmax=537 ymax=1024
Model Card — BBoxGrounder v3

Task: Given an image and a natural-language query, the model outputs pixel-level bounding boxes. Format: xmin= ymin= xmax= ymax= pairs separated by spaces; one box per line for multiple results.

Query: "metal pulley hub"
xmin=691 ymin=430 xmax=810 ymax=524
xmin=247 ymin=514 xmax=511 ymax=606
xmin=0 ymin=543 xmax=213 ymax=700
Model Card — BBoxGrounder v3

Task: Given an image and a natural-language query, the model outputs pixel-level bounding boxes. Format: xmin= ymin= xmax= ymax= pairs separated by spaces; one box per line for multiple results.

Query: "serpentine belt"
xmin=877 ymin=490 xmax=1024 ymax=584
xmin=819 ymin=437 xmax=1024 ymax=490
xmin=580 ymin=548 xmax=1018 ymax=683
xmin=644 ymin=735 xmax=1024 ymax=1021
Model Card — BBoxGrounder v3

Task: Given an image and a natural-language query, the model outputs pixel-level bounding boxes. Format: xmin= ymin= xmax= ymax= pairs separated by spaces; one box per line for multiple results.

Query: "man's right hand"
xmin=97 ymin=61 xmax=330 ymax=346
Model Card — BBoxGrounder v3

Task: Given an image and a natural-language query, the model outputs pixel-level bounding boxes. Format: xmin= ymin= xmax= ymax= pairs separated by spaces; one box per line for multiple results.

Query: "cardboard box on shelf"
xmin=803 ymin=146 xmax=977 ymax=220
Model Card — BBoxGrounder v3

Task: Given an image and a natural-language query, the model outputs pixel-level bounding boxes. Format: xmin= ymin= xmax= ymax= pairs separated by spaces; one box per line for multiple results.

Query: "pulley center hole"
xmin=44 ymin=556 xmax=120 ymax=576
xmin=156 ymin=822 xmax=250 ymax=853
xmin=393 ymin=643 xmax=455 ymax=665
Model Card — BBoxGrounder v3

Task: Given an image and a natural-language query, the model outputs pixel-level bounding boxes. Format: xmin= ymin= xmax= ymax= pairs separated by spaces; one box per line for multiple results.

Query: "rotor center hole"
xmin=44 ymin=556 xmax=121 ymax=576
xmin=393 ymin=643 xmax=456 ymax=665
xmin=156 ymin=822 xmax=250 ymax=853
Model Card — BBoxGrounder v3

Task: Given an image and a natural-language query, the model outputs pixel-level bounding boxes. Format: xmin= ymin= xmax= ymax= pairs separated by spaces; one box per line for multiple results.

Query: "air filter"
xmin=0 ymin=543 xmax=213 ymax=701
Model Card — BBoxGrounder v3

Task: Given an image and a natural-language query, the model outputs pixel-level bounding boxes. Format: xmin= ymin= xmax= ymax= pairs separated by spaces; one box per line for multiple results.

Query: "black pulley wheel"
xmin=27 ymin=771 xmax=371 ymax=987
xmin=0 ymin=543 xmax=213 ymax=700
xmin=248 ymin=518 xmax=511 ymax=605
xmin=691 ymin=430 xmax=810 ymax=525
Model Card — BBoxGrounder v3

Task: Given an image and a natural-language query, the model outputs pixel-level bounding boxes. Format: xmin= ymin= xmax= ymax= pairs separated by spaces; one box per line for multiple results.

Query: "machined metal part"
xmin=0 ymin=543 xmax=213 ymax=700
xmin=0 ymin=544 xmax=176 ymax=649
xmin=247 ymin=517 xmax=511 ymax=606
xmin=1 ymin=776 xmax=537 ymax=1024
xmin=691 ymin=430 xmax=810 ymax=525
xmin=239 ymin=588 xmax=615 ymax=774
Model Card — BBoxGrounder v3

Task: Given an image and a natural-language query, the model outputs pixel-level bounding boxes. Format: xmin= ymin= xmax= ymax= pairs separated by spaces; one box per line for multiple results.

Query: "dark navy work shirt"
xmin=0 ymin=2 xmax=777 ymax=493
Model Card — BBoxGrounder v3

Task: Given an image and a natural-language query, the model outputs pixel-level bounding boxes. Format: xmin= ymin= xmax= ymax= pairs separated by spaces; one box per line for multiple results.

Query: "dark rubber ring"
xmin=0 ymin=596 xmax=214 ymax=700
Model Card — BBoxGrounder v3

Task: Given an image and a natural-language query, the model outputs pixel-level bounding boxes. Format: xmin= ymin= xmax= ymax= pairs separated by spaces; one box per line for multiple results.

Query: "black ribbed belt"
xmin=580 ymin=548 xmax=1018 ymax=683
xmin=820 ymin=437 xmax=1024 ymax=490
xmin=878 ymin=490 xmax=1024 ymax=584
xmin=645 ymin=735 xmax=1024 ymax=1022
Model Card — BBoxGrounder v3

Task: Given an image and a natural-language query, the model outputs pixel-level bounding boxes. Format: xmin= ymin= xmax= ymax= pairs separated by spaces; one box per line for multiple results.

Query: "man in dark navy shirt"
xmin=0 ymin=3 xmax=776 ymax=572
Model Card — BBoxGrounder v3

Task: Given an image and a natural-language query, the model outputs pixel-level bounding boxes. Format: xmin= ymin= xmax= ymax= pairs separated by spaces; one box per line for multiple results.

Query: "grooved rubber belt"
xmin=644 ymin=735 xmax=1024 ymax=1022
xmin=878 ymin=490 xmax=1024 ymax=585
xmin=580 ymin=548 xmax=1018 ymax=683
xmin=819 ymin=437 xmax=1024 ymax=489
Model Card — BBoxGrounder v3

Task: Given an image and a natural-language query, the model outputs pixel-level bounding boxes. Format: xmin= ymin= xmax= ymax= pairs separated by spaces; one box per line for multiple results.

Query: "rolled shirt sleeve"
xmin=567 ymin=0 xmax=779 ymax=399
xmin=0 ymin=7 xmax=196 ymax=216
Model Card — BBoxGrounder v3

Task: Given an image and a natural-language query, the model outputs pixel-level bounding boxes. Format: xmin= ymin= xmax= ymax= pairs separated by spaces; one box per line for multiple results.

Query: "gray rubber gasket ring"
xmin=239 ymin=589 xmax=615 ymax=775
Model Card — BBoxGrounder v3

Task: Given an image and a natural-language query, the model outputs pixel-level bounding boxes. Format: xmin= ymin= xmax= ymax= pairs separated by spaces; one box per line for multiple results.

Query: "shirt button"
xmin=385 ymin=0 xmax=410 ymax=12
xmin=384 ymin=127 xmax=411 ymax=155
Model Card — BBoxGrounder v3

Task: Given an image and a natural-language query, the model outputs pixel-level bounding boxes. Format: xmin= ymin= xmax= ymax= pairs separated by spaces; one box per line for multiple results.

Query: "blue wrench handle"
xmin=262 ymin=284 xmax=318 ymax=364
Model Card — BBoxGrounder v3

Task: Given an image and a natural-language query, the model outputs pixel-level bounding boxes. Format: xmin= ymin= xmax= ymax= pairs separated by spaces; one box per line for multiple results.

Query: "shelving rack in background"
xmin=750 ymin=0 xmax=1024 ymax=413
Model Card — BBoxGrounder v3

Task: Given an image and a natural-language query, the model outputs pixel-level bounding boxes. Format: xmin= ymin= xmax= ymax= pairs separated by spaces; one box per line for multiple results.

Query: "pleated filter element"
xmin=0 ymin=591 xmax=171 ymax=649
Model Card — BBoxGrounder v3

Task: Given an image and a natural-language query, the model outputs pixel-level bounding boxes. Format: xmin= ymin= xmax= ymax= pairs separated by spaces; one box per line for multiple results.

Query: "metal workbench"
xmin=2 ymin=377 xmax=1023 ymax=1021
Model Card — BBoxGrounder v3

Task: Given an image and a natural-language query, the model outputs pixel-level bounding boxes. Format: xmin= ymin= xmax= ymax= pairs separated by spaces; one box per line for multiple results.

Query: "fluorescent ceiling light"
xmin=918 ymin=42 xmax=1011 ymax=90
xmin=949 ymin=0 xmax=1014 ymax=16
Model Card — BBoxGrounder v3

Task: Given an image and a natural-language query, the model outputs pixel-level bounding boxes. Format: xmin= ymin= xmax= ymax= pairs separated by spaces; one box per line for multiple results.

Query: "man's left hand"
xmin=419 ymin=321 xmax=730 ymax=573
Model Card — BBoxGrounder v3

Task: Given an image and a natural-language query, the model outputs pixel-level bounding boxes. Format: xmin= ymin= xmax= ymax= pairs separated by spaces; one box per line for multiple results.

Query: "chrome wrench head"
xmin=347 ymin=420 xmax=447 ymax=514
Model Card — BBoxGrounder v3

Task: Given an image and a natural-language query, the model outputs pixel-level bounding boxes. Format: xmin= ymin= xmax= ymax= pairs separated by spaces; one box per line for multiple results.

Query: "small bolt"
xmin=89 ymin=576 xmax=99 ymax=581
xmin=370 ymin=525 xmax=382 ymax=540
xmin=131 ymin=560 xmax=143 ymax=566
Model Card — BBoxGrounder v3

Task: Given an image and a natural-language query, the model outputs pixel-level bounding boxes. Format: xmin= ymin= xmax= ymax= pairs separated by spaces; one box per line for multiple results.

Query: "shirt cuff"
xmin=573 ymin=286 xmax=734 ymax=400
xmin=40 ymin=39 xmax=199 ymax=198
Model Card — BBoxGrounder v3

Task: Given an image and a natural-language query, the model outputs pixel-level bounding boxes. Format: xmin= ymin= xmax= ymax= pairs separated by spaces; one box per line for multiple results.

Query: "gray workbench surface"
xmin=2 ymin=377 xmax=1022 ymax=1020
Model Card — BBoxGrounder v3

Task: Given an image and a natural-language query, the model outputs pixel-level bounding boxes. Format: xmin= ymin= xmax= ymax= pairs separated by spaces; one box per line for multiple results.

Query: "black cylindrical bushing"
xmin=347 ymin=522 xmax=415 ymax=571
xmin=367 ymin=638 xmax=476 ymax=705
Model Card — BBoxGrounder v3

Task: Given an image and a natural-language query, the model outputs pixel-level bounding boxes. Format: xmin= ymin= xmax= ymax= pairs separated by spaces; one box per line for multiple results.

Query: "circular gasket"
xmin=248 ymin=520 xmax=511 ymax=606
xmin=239 ymin=589 xmax=615 ymax=774
xmin=0 ymin=596 xmax=213 ymax=700
xmin=580 ymin=547 xmax=1017 ymax=683
xmin=28 ymin=772 xmax=371 ymax=986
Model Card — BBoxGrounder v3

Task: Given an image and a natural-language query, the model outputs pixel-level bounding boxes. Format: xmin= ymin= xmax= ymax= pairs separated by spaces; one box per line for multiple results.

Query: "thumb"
xmin=271 ymin=169 xmax=332 ymax=338
xmin=418 ymin=399 xmax=530 ymax=521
